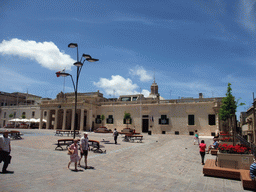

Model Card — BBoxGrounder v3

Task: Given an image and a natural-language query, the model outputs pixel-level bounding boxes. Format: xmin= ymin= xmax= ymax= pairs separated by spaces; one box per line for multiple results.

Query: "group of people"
xmin=67 ymin=132 xmax=89 ymax=171
xmin=67 ymin=129 xmax=119 ymax=171
xmin=194 ymin=130 xmax=219 ymax=165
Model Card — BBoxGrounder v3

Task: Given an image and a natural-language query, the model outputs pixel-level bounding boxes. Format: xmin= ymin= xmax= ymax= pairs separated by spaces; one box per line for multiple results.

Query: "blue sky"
xmin=0 ymin=0 xmax=256 ymax=118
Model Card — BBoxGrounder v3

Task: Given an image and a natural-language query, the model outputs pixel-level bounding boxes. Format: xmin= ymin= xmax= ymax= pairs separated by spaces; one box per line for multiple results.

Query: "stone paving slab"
xmin=0 ymin=129 xmax=252 ymax=192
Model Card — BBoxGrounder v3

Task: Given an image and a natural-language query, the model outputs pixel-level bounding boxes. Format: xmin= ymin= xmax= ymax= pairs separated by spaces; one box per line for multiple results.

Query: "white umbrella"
xmin=9 ymin=118 xmax=22 ymax=122
xmin=21 ymin=119 xmax=29 ymax=122
xmin=29 ymin=118 xmax=38 ymax=122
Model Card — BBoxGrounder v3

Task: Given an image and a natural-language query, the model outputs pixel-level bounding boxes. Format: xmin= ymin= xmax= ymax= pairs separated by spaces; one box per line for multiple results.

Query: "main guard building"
xmin=36 ymin=81 xmax=223 ymax=136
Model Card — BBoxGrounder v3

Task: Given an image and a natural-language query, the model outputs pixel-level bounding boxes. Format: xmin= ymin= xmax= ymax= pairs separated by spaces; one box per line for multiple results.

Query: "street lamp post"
xmin=56 ymin=43 xmax=98 ymax=139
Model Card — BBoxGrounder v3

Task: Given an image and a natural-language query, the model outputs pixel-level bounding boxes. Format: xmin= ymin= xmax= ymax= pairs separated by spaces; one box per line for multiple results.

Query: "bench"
xmin=55 ymin=139 xmax=106 ymax=153
xmin=55 ymin=139 xmax=74 ymax=150
xmin=210 ymin=149 xmax=218 ymax=155
xmin=0 ymin=131 xmax=23 ymax=139
xmin=203 ymin=159 xmax=241 ymax=179
xmin=203 ymin=159 xmax=256 ymax=190
xmin=55 ymin=130 xmax=80 ymax=137
xmin=240 ymin=170 xmax=256 ymax=190
xmin=10 ymin=131 xmax=23 ymax=139
xmin=124 ymin=134 xmax=143 ymax=143
xmin=89 ymin=140 xmax=106 ymax=153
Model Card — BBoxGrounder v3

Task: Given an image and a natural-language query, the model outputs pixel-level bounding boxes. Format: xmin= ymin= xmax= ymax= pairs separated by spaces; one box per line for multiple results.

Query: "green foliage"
xmin=9 ymin=113 xmax=14 ymax=118
xmin=21 ymin=114 xmax=26 ymax=119
xmin=124 ymin=112 xmax=131 ymax=128
xmin=124 ymin=112 xmax=131 ymax=120
xmin=219 ymin=83 xmax=245 ymax=121
xmin=100 ymin=115 xmax=105 ymax=127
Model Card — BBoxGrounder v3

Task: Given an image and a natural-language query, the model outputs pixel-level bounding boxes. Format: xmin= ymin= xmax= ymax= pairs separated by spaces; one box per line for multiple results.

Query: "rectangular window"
xmin=132 ymin=97 xmax=137 ymax=101
xmin=32 ymin=111 xmax=35 ymax=118
xmin=95 ymin=115 xmax=101 ymax=124
xmin=208 ymin=114 xmax=216 ymax=125
xmin=14 ymin=112 xmax=16 ymax=118
xmin=211 ymin=132 xmax=216 ymax=136
xmin=44 ymin=111 xmax=47 ymax=117
xmin=4 ymin=112 xmax=6 ymax=118
xmin=188 ymin=115 xmax=195 ymax=125
xmin=189 ymin=131 xmax=194 ymax=135
xmin=121 ymin=97 xmax=131 ymax=101
xmin=106 ymin=115 xmax=114 ymax=124
xmin=123 ymin=118 xmax=132 ymax=124
xmin=175 ymin=131 xmax=179 ymax=135
xmin=159 ymin=115 xmax=169 ymax=125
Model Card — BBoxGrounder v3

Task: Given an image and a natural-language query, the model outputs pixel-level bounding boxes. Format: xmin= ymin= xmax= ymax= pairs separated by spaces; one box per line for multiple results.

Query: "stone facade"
xmin=0 ymin=84 xmax=223 ymax=135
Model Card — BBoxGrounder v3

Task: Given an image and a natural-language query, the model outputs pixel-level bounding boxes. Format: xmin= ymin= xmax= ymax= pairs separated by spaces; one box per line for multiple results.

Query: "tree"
xmin=124 ymin=112 xmax=131 ymax=128
xmin=219 ymin=83 xmax=245 ymax=144
xmin=100 ymin=115 xmax=105 ymax=127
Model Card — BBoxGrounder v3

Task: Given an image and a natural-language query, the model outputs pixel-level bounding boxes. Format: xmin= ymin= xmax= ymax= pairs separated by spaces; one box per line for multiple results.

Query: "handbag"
xmin=67 ymin=150 xmax=74 ymax=155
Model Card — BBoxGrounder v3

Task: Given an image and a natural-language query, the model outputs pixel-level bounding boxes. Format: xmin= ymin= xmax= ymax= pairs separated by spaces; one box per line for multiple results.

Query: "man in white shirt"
xmin=78 ymin=132 xmax=89 ymax=168
xmin=0 ymin=130 xmax=12 ymax=173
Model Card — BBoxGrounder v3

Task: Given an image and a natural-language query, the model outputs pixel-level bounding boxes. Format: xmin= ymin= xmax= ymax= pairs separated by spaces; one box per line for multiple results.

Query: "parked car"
xmin=94 ymin=127 xmax=113 ymax=133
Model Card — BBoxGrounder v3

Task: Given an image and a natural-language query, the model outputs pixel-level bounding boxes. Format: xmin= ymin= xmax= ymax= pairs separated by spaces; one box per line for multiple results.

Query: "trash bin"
xmin=162 ymin=131 xmax=166 ymax=134
xmin=148 ymin=131 xmax=151 ymax=135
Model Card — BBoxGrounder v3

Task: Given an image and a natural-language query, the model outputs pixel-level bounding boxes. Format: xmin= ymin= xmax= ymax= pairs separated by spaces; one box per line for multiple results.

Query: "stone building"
xmin=38 ymin=81 xmax=223 ymax=136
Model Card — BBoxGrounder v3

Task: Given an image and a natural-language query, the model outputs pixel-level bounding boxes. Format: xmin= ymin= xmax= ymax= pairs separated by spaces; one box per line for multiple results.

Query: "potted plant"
xmin=217 ymin=143 xmax=253 ymax=169
xmin=9 ymin=113 xmax=14 ymax=118
xmin=124 ymin=112 xmax=131 ymax=129
xmin=100 ymin=115 xmax=105 ymax=128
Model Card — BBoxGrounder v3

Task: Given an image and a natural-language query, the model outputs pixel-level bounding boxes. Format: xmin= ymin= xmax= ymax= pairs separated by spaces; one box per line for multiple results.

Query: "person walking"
xmin=250 ymin=157 xmax=256 ymax=181
xmin=199 ymin=140 xmax=206 ymax=165
xmin=78 ymin=132 xmax=89 ymax=168
xmin=0 ymin=130 xmax=12 ymax=173
xmin=113 ymin=128 xmax=118 ymax=144
xmin=67 ymin=139 xmax=80 ymax=171
xmin=194 ymin=130 xmax=199 ymax=145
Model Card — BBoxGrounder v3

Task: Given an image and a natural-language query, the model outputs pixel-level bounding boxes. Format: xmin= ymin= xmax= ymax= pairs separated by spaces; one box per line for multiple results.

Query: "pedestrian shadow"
xmin=0 ymin=171 xmax=14 ymax=174
xmin=79 ymin=165 xmax=95 ymax=170
xmin=71 ymin=169 xmax=84 ymax=172
xmin=104 ymin=142 xmax=120 ymax=145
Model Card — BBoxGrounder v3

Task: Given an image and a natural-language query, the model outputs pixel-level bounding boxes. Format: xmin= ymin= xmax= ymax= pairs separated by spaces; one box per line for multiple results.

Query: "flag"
xmin=56 ymin=69 xmax=65 ymax=77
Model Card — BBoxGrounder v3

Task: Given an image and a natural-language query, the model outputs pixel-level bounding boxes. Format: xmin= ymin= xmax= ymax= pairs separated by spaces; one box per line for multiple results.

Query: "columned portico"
xmin=62 ymin=109 xmax=67 ymax=130
xmin=39 ymin=110 xmax=43 ymax=129
xmin=80 ymin=109 xmax=84 ymax=131
xmin=46 ymin=110 xmax=51 ymax=129
xmin=54 ymin=109 xmax=58 ymax=130
xmin=71 ymin=109 xmax=75 ymax=131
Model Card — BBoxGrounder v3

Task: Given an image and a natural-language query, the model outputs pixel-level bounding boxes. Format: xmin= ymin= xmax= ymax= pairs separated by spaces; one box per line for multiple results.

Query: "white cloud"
xmin=93 ymin=75 xmax=150 ymax=97
xmin=129 ymin=66 xmax=152 ymax=82
xmin=237 ymin=0 xmax=256 ymax=32
xmin=0 ymin=38 xmax=75 ymax=71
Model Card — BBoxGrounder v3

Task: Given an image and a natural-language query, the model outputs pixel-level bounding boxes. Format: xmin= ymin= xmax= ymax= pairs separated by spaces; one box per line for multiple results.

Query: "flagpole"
xmin=63 ymin=68 xmax=66 ymax=93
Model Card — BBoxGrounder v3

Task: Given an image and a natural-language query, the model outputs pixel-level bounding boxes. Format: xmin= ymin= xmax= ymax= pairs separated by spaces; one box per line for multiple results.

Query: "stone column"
xmin=46 ymin=110 xmax=51 ymax=129
xmin=39 ymin=110 xmax=43 ymax=129
xmin=216 ymin=113 xmax=219 ymax=134
xmin=54 ymin=109 xmax=58 ymax=130
xmin=62 ymin=109 xmax=67 ymax=130
xmin=80 ymin=109 xmax=84 ymax=131
xmin=71 ymin=109 xmax=75 ymax=131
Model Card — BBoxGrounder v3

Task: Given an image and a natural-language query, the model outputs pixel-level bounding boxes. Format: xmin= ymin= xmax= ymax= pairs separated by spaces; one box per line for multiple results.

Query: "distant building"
xmin=0 ymin=81 xmax=224 ymax=136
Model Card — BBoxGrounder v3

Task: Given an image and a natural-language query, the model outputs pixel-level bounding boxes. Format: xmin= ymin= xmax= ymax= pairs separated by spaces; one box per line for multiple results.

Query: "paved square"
xmin=0 ymin=129 xmax=252 ymax=191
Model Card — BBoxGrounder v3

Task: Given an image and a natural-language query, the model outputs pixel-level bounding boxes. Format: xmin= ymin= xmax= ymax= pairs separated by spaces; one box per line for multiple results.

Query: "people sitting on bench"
xmin=206 ymin=139 xmax=219 ymax=154
xmin=250 ymin=157 xmax=256 ymax=181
